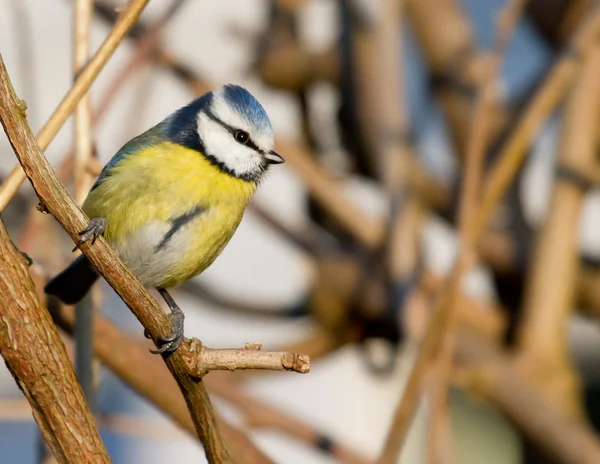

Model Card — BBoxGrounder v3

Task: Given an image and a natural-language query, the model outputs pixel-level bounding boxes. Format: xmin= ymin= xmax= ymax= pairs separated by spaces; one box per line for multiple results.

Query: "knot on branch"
xmin=181 ymin=338 xmax=310 ymax=377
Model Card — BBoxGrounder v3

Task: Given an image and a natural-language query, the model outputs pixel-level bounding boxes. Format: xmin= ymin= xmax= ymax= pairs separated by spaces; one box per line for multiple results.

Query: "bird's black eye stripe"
xmin=204 ymin=109 xmax=262 ymax=153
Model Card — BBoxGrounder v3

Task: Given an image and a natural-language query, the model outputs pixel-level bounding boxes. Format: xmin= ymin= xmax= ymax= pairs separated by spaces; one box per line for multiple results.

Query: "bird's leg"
xmin=73 ymin=217 xmax=107 ymax=252
xmin=146 ymin=288 xmax=185 ymax=355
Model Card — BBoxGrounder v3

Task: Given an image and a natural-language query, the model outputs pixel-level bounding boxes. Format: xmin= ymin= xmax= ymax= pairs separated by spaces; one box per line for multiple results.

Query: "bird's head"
xmin=164 ymin=84 xmax=283 ymax=182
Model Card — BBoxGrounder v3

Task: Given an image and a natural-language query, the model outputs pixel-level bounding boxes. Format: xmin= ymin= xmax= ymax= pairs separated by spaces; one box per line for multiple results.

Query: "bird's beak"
xmin=265 ymin=150 xmax=285 ymax=165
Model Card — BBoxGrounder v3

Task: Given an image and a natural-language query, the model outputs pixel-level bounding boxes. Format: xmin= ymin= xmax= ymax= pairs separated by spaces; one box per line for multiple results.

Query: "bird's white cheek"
xmin=203 ymin=130 xmax=262 ymax=176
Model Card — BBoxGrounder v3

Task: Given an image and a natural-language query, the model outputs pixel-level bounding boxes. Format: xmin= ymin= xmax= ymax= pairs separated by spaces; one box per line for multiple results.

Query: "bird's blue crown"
xmin=219 ymin=84 xmax=272 ymax=133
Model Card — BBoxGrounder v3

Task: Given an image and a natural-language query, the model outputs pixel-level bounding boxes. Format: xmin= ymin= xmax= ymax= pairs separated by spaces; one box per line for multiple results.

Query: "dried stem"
xmin=0 ymin=0 xmax=151 ymax=211
xmin=473 ymin=7 xmax=600 ymax=240
xmin=182 ymin=340 xmax=310 ymax=377
xmin=207 ymin=377 xmax=371 ymax=464
xmin=0 ymin=219 xmax=109 ymax=463
xmin=516 ymin=46 xmax=600 ymax=417
xmin=378 ymin=3 xmax=525 ymax=462
xmin=72 ymin=0 xmax=97 ymax=412
xmin=0 ymin=55 xmax=231 ymax=464
xmin=426 ymin=1 xmax=525 ymax=462
xmin=457 ymin=330 xmax=600 ymax=464
xmin=73 ymin=0 xmax=95 ymax=202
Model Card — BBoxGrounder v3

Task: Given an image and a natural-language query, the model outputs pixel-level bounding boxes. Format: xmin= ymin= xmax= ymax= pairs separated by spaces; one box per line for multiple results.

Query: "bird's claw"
xmin=73 ymin=218 xmax=107 ymax=252
xmin=148 ymin=305 xmax=185 ymax=355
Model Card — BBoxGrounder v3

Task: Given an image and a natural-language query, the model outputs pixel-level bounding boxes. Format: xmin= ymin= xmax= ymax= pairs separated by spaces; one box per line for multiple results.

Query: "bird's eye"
xmin=234 ymin=130 xmax=250 ymax=145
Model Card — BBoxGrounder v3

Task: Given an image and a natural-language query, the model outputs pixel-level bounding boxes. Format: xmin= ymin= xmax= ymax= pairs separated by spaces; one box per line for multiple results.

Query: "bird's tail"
xmin=44 ymin=255 xmax=99 ymax=305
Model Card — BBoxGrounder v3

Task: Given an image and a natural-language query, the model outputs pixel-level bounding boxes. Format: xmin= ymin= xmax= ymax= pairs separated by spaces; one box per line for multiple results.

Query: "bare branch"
xmin=474 ymin=8 xmax=600 ymax=239
xmin=0 ymin=0 xmax=151 ymax=210
xmin=0 ymin=219 xmax=109 ymax=463
xmin=181 ymin=340 xmax=310 ymax=376
xmin=457 ymin=330 xmax=600 ymax=463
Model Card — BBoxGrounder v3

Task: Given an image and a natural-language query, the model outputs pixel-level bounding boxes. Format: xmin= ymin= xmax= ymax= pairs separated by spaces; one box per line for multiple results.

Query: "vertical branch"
xmin=473 ymin=8 xmax=600 ymax=239
xmin=73 ymin=0 xmax=95 ymax=202
xmin=0 ymin=0 xmax=151 ymax=211
xmin=377 ymin=2 xmax=525 ymax=462
xmin=516 ymin=46 xmax=600 ymax=417
xmin=426 ymin=1 xmax=526 ymax=460
xmin=405 ymin=0 xmax=507 ymax=157
xmin=72 ymin=0 xmax=96 ymax=410
xmin=0 ymin=219 xmax=110 ymax=463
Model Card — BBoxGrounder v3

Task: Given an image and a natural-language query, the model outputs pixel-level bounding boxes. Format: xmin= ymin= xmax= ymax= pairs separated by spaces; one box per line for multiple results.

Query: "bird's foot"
xmin=73 ymin=218 xmax=107 ymax=252
xmin=146 ymin=289 xmax=185 ymax=355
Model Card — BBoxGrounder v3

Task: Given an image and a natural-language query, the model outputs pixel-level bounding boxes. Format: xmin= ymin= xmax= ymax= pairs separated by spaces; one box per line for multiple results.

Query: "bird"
xmin=44 ymin=84 xmax=284 ymax=354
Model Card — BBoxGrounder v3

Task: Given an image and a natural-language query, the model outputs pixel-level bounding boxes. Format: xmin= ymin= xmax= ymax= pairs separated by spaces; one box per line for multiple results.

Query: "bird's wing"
xmin=90 ymin=123 xmax=166 ymax=192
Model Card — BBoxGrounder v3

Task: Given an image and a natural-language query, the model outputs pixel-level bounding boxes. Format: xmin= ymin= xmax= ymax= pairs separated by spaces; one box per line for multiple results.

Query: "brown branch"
xmin=516 ymin=46 xmax=600 ymax=417
xmin=207 ymin=377 xmax=372 ymax=464
xmin=473 ymin=8 xmax=600 ymax=240
xmin=425 ymin=1 xmax=525 ymax=462
xmin=406 ymin=0 xmax=508 ymax=157
xmin=73 ymin=0 xmax=95 ymax=202
xmin=42 ymin=282 xmax=356 ymax=464
xmin=0 ymin=54 xmax=231 ymax=464
xmin=0 ymin=220 xmax=109 ymax=462
xmin=0 ymin=0 xmax=151 ymax=211
xmin=42 ymin=293 xmax=276 ymax=464
xmin=457 ymin=330 xmax=600 ymax=464
xmin=181 ymin=340 xmax=310 ymax=377
xmin=377 ymin=4 xmax=524 ymax=459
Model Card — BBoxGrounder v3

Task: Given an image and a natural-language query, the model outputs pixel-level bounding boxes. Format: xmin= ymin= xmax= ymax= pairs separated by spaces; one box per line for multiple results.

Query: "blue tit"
xmin=44 ymin=84 xmax=284 ymax=353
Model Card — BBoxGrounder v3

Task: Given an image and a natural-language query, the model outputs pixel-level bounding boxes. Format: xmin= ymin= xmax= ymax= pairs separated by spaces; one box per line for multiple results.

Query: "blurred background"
xmin=1 ymin=0 xmax=600 ymax=463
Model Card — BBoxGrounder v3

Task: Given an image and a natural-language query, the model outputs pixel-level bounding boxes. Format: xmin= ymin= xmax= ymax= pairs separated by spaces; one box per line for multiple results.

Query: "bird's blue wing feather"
xmin=90 ymin=124 xmax=166 ymax=192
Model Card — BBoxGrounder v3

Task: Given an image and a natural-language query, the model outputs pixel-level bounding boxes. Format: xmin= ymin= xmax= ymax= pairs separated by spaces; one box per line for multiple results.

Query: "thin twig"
xmin=456 ymin=330 xmax=600 ymax=464
xmin=378 ymin=2 xmax=525 ymax=462
xmin=0 ymin=0 xmax=151 ymax=211
xmin=72 ymin=0 xmax=97 ymax=413
xmin=426 ymin=2 xmax=526 ymax=462
xmin=182 ymin=340 xmax=310 ymax=376
xmin=473 ymin=7 xmax=600 ymax=240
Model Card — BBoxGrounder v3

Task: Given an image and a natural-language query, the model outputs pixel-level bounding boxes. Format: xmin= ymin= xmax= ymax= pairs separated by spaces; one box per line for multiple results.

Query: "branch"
xmin=43 ymin=294 xmax=276 ymax=464
xmin=457 ymin=330 xmax=600 ymax=463
xmin=426 ymin=1 xmax=525 ymax=461
xmin=182 ymin=340 xmax=310 ymax=376
xmin=0 ymin=219 xmax=109 ymax=462
xmin=206 ymin=377 xmax=371 ymax=464
xmin=516 ymin=46 xmax=600 ymax=416
xmin=0 ymin=54 xmax=231 ymax=463
xmin=0 ymin=0 xmax=150 ymax=210
xmin=473 ymin=8 xmax=600 ymax=239
xmin=72 ymin=0 xmax=97 ymax=413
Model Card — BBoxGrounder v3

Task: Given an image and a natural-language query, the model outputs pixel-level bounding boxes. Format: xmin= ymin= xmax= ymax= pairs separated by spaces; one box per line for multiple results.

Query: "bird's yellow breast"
xmin=83 ymin=142 xmax=257 ymax=287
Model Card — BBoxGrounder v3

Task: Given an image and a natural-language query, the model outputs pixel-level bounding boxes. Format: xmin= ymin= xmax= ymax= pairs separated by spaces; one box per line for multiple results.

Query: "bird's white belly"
xmin=112 ymin=219 xmax=195 ymax=288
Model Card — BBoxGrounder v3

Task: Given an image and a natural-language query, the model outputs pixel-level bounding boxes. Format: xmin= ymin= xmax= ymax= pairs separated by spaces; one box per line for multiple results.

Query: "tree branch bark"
xmin=0 ymin=218 xmax=110 ymax=463
xmin=181 ymin=340 xmax=310 ymax=376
